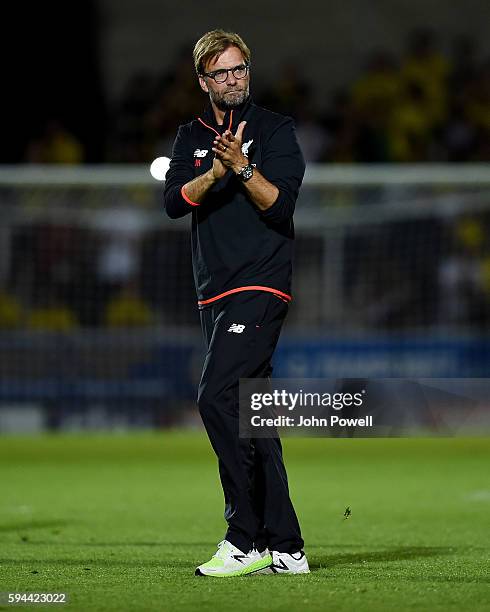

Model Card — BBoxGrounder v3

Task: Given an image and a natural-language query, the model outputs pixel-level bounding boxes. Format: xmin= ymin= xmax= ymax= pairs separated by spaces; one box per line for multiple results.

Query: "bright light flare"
xmin=150 ymin=156 xmax=171 ymax=181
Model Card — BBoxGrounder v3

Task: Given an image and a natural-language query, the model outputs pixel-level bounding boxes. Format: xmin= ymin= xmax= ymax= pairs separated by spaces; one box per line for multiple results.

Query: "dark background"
xmin=4 ymin=1 xmax=104 ymax=162
xmin=4 ymin=0 xmax=490 ymax=163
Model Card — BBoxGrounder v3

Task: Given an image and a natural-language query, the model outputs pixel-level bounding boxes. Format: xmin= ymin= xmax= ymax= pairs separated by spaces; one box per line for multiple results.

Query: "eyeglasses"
xmin=202 ymin=63 xmax=249 ymax=84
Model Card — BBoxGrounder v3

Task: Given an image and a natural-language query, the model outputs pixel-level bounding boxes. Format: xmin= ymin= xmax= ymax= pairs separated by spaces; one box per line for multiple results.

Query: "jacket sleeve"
xmin=163 ymin=125 xmax=197 ymax=219
xmin=259 ymin=117 xmax=306 ymax=224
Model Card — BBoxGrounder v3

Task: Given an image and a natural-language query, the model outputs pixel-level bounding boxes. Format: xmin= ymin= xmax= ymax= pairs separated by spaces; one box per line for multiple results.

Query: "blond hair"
xmin=193 ymin=29 xmax=251 ymax=75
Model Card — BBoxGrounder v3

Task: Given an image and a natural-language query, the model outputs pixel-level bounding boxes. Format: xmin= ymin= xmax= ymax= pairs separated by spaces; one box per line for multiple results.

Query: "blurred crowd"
xmin=24 ymin=29 xmax=490 ymax=164
xmin=343 ymin=214 xmax=490 ymax=330
xmin=6 ymin=28 xmax=490 ymax=333
xmin=0 ymin=211 xmax=196 ymax=331
xmin=1 ymin=210 xmax=490 ymax=332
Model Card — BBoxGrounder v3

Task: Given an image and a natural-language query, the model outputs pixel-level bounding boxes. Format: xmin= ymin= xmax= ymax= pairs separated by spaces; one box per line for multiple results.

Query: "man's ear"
xmin=198 ymin=76 xmax=209 ymax=94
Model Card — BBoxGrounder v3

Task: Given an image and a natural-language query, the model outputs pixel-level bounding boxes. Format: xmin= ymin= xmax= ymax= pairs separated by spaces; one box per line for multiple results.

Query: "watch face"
xmin=240 ymin=165 xmax=253 ymax=181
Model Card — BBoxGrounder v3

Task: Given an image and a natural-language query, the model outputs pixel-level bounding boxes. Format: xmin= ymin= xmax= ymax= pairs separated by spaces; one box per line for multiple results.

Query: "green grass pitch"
xmin=0 ymin=433 xmax=489 ymax=611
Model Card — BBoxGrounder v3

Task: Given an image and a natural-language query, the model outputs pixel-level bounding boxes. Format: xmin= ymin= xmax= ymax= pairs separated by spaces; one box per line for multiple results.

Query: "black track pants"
xmin=198 ymin=291 xmax=304 ymax=554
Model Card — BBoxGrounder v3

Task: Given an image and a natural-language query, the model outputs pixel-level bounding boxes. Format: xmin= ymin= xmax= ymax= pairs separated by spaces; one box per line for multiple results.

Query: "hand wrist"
xmin=232 ymin=157 xmax=250 ymax=175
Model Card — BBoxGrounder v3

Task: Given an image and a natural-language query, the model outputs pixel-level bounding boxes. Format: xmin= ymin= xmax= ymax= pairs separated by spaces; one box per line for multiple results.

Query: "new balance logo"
xmin=271 ymin=559 xmax=289 ymax=573
xmin=194 ymin=149 xmax=209 ymax=158
xmin=227 ymin=323 xmax=245 ymax=334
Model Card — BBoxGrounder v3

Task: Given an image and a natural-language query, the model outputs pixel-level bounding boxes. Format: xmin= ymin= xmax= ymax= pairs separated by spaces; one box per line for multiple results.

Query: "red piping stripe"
xmin=198 ymin=117 xmax=220 ymax=136
xmin=198 ymin=286 xmax=292 ymax=306
xmin=198 ymin=109 xmax=234 ymax=136
xmin=181 ymin=185 xmax=200 ymax=207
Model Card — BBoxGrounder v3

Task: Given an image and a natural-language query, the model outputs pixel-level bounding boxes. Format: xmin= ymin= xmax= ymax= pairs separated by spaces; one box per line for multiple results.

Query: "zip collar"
xmin=198 ymin=96 xmax=253 ymax=136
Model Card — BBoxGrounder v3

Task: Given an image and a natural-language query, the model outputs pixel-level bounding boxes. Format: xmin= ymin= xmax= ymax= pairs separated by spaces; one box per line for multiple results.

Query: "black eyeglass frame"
xmin=201 ymin=63 xmax=250 ymax=83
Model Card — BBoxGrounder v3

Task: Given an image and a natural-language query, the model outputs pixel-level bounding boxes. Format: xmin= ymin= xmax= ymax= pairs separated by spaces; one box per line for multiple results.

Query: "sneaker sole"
xmin=254 ymin=567 xmax=311 ymax=575
xmin=195 ymin=554 xmax=272 ymax=577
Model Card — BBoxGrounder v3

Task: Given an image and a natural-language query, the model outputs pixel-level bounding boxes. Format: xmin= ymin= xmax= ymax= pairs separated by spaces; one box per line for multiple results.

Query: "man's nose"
xmin=225 ymin=70 xmax=237 ymax=85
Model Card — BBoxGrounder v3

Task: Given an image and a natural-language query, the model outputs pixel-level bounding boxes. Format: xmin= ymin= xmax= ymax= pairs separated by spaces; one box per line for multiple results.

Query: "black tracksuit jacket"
xmin=163 ymin=96 xmax=305 ymax=308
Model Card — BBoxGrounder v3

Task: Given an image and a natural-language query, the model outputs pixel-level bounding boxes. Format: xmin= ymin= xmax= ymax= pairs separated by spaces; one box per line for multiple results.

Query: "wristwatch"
xmin=236 ymin=163 xmax=254 ymax=182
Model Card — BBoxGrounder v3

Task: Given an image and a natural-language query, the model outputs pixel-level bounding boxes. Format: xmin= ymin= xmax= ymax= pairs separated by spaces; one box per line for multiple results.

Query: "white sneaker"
xmin=256 ymin=550 xmax=310 ymax=574
xmin=195 ymin=540 xmax=273 ymax=577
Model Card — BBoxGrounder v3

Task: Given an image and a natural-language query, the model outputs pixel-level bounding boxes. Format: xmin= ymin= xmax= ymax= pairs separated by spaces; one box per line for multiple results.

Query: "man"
xmin=164 ymin=30 xmax=309 ymax=577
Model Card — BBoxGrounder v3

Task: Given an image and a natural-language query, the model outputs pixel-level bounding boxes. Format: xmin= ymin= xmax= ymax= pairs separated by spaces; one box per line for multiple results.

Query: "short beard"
xmin=209 ymin=86 xmax=249 ymax=111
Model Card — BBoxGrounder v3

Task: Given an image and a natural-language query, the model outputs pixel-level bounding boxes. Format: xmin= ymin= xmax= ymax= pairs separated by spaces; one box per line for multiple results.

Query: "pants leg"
xmin=198 ymin=291 xmax=304 ymax=553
